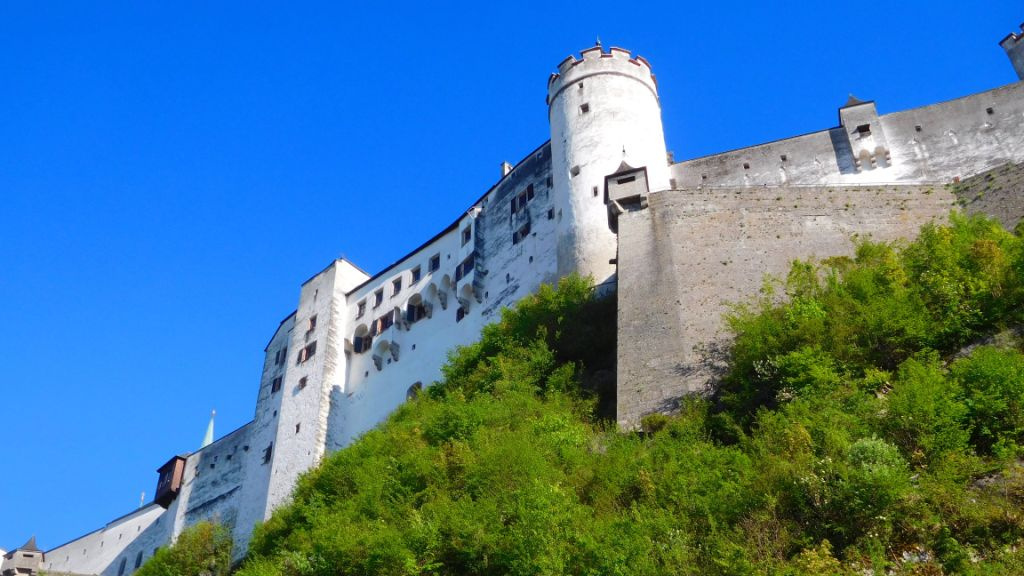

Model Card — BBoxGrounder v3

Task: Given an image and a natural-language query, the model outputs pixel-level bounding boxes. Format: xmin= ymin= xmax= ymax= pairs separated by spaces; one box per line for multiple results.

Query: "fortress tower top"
xmin=546 ymin=46 xmax=658 ymax=107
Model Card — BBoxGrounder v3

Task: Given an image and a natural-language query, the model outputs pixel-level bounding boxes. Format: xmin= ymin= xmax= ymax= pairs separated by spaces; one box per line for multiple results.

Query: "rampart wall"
xmin=671 ymin=82 xmax=1024 ymax=188
xmin=616 ymin=185 xmax=956 ymax=428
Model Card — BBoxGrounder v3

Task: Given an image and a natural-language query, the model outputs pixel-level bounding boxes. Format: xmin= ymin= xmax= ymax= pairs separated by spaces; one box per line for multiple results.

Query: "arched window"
xmin=353 ymin=324 xmax=372 ymax=354
xmin=407 ymin=382 xmax=423 ymax=401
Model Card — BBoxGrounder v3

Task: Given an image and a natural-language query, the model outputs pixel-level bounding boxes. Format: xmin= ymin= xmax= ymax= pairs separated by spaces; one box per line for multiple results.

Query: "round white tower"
xmin=547 ymin=45 xmax=670 ymax=285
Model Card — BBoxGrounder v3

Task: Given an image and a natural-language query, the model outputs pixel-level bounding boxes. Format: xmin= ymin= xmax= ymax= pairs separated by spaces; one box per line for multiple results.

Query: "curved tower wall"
xmin=547 ymin=46 xmax=670 ymax=284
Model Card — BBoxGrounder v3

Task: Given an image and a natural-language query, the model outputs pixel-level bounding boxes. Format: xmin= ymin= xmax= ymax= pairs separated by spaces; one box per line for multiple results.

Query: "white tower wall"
xmin=548 ymin=46 xmax=670 ymax=285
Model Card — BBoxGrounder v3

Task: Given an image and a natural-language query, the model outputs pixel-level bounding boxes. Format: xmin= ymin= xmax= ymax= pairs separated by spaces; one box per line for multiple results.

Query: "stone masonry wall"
xmin=616 ymin=185 xmax=956 ymax=428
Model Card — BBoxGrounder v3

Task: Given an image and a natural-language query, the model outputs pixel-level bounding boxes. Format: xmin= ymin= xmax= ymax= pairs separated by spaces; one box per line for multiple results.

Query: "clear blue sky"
xmin=1 ymin=1 xmax=1020 ymax=550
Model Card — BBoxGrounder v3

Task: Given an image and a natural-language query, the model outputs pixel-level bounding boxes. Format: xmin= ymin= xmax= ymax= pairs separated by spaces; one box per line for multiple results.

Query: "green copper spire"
xmin=201 ymin=409 xmax=215 ymax=448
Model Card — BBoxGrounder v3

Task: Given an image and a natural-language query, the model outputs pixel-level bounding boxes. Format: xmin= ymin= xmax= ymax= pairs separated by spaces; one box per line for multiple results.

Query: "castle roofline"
xmin=676 ymin=79 xmax=1023 ymax=166
xmin=264 ymin=310 xmax=297 ymax=351
xmin=44 ymin=503 xmax=165 ymax=554
xmin=344 ymin=139 xmax=552 ymax=297
xmin=300 ymin=257 xmax=371 ymax=288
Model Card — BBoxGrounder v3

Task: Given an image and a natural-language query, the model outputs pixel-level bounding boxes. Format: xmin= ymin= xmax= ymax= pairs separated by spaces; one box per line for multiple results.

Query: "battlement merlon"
xmin=998 ymin=22 xmax=1024 ymax=50
xmin=546 ymin=46 xmax=658 ymax=106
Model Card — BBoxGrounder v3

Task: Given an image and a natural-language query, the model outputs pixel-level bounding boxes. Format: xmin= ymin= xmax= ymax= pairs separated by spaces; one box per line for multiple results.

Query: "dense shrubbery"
xmin=233 ymin=214 xmax=1024 ymax=575
xmin=135 ymin=521 xmax=233 ymax=576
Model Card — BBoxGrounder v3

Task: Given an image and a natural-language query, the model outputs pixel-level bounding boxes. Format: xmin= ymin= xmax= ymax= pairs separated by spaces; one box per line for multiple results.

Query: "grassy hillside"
xmin=149 ymin=214 xmax=1024 ymax=575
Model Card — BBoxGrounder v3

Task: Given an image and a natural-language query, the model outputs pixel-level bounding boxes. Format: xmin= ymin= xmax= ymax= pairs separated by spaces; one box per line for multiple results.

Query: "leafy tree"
xmin=136 ymin=521 xmax=233 ymax=576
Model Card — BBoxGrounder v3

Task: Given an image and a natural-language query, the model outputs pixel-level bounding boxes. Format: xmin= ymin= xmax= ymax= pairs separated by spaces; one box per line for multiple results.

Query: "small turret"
xmin=1 ymin=536 xmax=44 ymax=575
xmin=1000 ymin=23 xmax=1024 ymax=80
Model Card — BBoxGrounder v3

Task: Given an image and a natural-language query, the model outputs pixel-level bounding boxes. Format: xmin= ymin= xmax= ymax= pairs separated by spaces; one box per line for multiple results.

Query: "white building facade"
xmin=25 ymin=30 xmax=1024 ymax=575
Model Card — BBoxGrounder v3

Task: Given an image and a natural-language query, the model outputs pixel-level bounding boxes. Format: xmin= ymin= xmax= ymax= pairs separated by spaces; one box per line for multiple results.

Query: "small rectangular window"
xmin=307 ymin=315 xmax=317 ymax=333
xmin=297 ymin=341 xmax=317 ymax=364
xmin=455 ymin=254 xmax=475 ymax=281
xmin=461 ymin=227 xmax=472 ymax=246
xmin=295 ymin=423 xmax=301 ymax=434
xmin=353 ymin=335 xmax=372 ymax=354
xmin=373 ymin=289 xmax=384 ymax=308
xmin=428 ymin=254 xmax=441 ymax=272
xmin=271 ymin=376 xmax=283 ymax=394
xmin=262 ymin=443 xmax=273 ymax=464
xmin=855 ymin=124 xmax=871 ymax=137
xmin=356 ymin=300 xmax=366 ymax=318
xmin=410 ymin=266 xmax=421 ymax=283
xmin=526 ymin=183 xmax=535 ymax=200
xmin=547 ymin=208 xmax=555 ymax=220
xmin=513 ymin=222 xmax=531 ymax=244
xmin=456 ymin=306 xmax=467 ymax=322
xmin=392 ymin=277 xmax=402 ymax=295
xmin=986 ymin=107 xmax=994 ymax=115
xmin=374 ymin=312 xmax=394 ymax=334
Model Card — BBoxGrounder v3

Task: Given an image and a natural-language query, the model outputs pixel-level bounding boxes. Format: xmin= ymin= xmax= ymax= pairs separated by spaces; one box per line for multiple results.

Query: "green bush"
xmin=136 ymin=521 xmax=233 ymax=576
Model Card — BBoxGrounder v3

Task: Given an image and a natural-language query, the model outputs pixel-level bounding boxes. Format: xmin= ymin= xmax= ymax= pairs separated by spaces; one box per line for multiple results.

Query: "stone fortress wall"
xmin=14 ymin=24 xmax=1024 ymax=576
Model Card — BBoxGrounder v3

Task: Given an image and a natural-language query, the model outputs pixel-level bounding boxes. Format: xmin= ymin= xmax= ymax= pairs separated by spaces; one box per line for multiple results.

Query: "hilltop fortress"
xmin=8 ymin=24 xmax=1024 ymax=576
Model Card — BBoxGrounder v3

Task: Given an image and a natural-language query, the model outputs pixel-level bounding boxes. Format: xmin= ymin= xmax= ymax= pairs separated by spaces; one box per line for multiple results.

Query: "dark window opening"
xmin=986 ymin=107 xmax=994 ymax=115
xmin=743 ymin=163 xmax=750 ymax=170
xmin=456 ymin=306 xmax=467 ymax=322
xmin=616 ymin=175 xmax=636 ymax=184
xmin=580 ymin=103 xmax=590 ymax=113
xmin=411 ymin=266 xmax=421 ymax=283
xmin=547 ymin=208 xmax=554 ymax=220
xmin=307 ymin=315 xmax=317 ymax=333
xmin=118 ymin=557 xmax=127 ymax=576
xmin=297 ymin=341 xmax=317 ymax=364
xmin=592 ymin=186 xmax=599 ymax=197
xmin=915 ymin=125 xmax=922 ymax=132
xmin=428 ymin=253 xmax=440 ymax=272
xmin=262 ymin=443 xmax=273 ymax=464
xmin=407 ymin=382 xmax=423 ymax=401
xmin=461 ymin=227 xmax=472 ymax=246
xmin=392 ymin=277 xmax=402 ymax=295
xmin=455 ymin=254 xmax=475 ymax=281
xmin=135 ymin=551 xmax=143 ymax=570
xmin=271 ymin=376 xmax=282 ymax=394
xmin=356 ymin=300 xmax=366 ymax=318
xmin=297 ymin=376 xmax=308 ymax=390
xmin=407 ymin=301 xmax=428 ymax=324
xmin=855 ymin=124 xmax=871 ymax=137
xmin=780 ymin=154 xmax=787 ymax=162
xmin=372 ymin=311 xmax=394 ymax=335
xmin=373 ymin=289 xmax=384 ymax=308
xmin=295 ymin=423 xmax=301 ymax=434
xmin=513 ymin=222 xmax=531 ymax=244
xmin=353 ymin=334 xmax=373 ymax=354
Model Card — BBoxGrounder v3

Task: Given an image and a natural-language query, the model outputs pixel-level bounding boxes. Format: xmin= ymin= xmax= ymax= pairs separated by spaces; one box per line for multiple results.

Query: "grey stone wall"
xmin=671 ymin=81 xmax=1024 ymax=188
xmin=950 ymin=161 xmax=1024 ymax=231
xmin=616 ymin=184 xmax=956 ymax=428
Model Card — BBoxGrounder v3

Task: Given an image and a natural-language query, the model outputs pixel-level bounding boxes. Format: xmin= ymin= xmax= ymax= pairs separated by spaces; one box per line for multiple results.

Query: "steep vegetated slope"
xmin=150 ymin=214 xmax=1024 ymax=575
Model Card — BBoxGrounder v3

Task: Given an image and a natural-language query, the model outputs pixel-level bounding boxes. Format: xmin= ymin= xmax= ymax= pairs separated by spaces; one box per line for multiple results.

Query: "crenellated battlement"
xmin=546 ymin=45 xmax=657 ymax=105
xmin=999 ymin=23 xmax=1024 ymax=49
